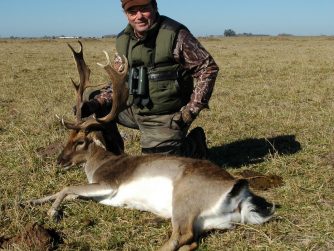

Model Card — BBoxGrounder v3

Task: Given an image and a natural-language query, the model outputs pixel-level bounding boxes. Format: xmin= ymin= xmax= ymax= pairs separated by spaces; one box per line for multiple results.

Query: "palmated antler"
xmin=97 ymin=52 xmax=129 ymax=123
xmin=67 ymin=41 xmax=91 ymax=123
xmin=66 ymin=41 xmax=129 ymax=132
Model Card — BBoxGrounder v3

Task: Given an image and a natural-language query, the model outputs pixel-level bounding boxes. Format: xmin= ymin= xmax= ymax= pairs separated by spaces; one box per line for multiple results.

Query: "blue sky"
xmin=0 ymin=0 xmax=333 ymax=37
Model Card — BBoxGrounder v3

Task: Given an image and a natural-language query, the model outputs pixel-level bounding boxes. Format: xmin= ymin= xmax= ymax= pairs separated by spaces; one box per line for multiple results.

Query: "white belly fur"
xmin=98 ymin=176 xmax=173 ymax=218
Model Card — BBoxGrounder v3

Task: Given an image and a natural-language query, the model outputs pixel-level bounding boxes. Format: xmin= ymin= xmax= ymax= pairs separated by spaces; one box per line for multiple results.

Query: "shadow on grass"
xmin=208 ymin=135 xmax=301 ymax=168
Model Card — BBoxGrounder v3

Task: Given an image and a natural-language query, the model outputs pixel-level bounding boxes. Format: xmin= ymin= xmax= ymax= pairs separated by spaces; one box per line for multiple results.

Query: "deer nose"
xmin=56 ymin=152 xmax=66 ymax=165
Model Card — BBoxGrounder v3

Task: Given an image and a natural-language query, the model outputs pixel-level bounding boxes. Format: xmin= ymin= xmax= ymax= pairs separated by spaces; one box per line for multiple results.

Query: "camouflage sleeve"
xmin=173 ymin=29 xmax=219 ymax=115
xmin=93 ymin=85 xmax=113 ymax=105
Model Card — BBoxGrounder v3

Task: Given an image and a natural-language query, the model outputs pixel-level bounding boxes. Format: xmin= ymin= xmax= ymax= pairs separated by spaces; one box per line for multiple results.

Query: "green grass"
xmin=0 ymin=36 xmax=333 ymax=250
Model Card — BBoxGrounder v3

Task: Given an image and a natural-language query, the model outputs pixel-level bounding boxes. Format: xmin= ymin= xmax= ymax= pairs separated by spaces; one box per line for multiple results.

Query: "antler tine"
xmin=97 ymin=53 xmax=129 ymax=123
xmin=68 ymin=41 xmax=91 ymax=122
xmin=61 ymin=117 xmax=104 ymax=132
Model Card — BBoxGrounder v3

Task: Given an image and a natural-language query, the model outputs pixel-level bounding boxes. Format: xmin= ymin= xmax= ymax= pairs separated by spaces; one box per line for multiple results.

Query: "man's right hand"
xmin=73 ymin=99 xmax=101 ymax=118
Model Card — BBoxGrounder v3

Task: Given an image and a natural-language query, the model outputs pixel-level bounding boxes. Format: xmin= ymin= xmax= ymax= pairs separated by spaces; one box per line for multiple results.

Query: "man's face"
xmin=125 ymin=4 xmax=156 ymax=36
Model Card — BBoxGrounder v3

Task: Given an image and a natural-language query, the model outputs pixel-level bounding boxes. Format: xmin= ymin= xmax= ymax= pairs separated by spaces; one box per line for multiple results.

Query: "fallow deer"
xmin=28 ymin=41 xmax=275 ymax=251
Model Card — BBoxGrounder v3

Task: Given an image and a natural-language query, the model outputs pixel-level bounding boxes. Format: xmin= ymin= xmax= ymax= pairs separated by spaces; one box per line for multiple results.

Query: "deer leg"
xmin=178 ymin=242 xmax=198 ymax=251
xmin=47 ymin=183 xmax=114 ymax=218
xmin=23 ymin=194 xmax=80 ymax=211
xmin=26 ymin=193 xmax=61 ymax=205
xmin=159 ymin=214 xmax=197 ymax=251
xmin=176 ymin=215 xmax=197 ymax=251
xmin=158 ymin=226 xmax=181 ymax=251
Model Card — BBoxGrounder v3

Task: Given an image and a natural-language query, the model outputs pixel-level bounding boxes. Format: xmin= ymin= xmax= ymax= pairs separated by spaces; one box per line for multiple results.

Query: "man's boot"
xmin=182 ymin=127 xmax=208 ymax=159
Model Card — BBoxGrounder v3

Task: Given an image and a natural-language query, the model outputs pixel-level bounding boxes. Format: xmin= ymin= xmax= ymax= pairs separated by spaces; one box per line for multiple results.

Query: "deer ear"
xmin=89 ymin=131 xmax=106 ymax=150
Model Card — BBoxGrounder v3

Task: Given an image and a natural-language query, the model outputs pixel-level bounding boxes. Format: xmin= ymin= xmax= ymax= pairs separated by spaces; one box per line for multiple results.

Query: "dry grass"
xmin=0 ymin=36 xmax=333 ymax=250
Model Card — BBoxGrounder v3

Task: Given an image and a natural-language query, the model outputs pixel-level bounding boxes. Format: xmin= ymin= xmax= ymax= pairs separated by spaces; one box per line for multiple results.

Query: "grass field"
xmin=0 ymin=36 xmax=333 ymax=250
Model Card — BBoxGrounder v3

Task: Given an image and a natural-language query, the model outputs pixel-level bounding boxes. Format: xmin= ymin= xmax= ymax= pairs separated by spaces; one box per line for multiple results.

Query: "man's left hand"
xmin=181 ymin=107 xmax=196 ymax=126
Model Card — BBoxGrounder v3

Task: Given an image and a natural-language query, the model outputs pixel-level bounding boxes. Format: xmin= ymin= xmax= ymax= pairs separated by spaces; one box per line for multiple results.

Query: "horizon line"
xmin=1 ymin=33 xmax=334 ymax=39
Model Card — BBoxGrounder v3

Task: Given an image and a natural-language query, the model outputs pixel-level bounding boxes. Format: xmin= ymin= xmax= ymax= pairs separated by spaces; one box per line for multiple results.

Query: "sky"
xmin=0 ymin=0 xmax=333 ymax=38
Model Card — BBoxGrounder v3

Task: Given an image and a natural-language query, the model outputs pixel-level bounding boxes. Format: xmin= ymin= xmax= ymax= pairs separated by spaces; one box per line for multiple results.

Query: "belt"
xmin=148 ymin=71 xmax=179 ymax=81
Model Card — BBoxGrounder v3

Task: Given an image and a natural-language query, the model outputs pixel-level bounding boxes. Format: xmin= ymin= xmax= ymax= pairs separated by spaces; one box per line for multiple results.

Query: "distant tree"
xmin=278 ymin=33 xmax=293 ymax=36
xmin=224 ymin=29 xmax=236 ymax=37
xmin=102 ymin=34 xmax=117 ymax=38
xmin=241 ymin=32 xmax=253 ymax=36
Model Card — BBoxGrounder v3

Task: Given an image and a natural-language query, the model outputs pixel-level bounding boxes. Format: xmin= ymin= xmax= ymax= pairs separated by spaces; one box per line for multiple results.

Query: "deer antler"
xmin=67 ymin=41 xmax=91 ymax=123
xmin=65 ymin=41 xmax=129 ymax=132
xmin=96 ymin=52 xmax=129 ymax=123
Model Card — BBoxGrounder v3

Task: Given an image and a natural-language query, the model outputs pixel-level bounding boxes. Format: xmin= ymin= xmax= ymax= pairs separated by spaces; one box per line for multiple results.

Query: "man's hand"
xmin=181 ymin=106 xmax=197 ymax=126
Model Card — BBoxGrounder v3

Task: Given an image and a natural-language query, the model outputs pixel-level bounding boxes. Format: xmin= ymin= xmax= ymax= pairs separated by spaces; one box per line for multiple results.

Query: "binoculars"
xmin=128 ymin=66 xmax=148 ymax=96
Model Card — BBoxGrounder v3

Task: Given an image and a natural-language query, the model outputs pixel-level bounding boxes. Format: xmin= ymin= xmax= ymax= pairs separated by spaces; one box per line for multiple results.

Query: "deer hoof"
xmin=47 ymin=208 xmax=59 ymax=218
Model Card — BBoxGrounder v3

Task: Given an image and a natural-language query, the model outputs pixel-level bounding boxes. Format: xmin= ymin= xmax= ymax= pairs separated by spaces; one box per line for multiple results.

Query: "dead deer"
xmin=28 ymin=41 xmax=275 ymax=251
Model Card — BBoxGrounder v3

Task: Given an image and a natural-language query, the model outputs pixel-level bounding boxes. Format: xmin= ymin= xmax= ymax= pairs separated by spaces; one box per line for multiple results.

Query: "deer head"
xmin=57 ymin=41 xmax=128 ymax=167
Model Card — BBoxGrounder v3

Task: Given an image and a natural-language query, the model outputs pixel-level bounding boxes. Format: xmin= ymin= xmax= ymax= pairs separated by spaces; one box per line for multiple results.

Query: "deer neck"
xmin=84 ymin=143 xmax=115 ymax=183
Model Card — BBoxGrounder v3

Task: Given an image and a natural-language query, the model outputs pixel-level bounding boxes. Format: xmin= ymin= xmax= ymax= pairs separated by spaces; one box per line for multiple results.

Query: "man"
xmin=81 ymin=0 xmax=219 ymax=159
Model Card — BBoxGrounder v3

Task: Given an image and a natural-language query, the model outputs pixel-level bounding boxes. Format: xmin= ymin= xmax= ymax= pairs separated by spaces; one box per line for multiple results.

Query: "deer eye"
xmin=75 ymin=140 xmax=86 ymax=150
